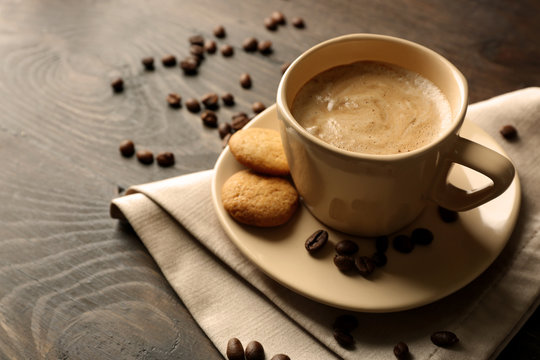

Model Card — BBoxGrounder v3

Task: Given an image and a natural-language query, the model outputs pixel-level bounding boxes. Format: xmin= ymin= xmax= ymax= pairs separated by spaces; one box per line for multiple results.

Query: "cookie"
xmin=228 ymin=127 xmax=290 ymax=176
xmin=221 ymin=170 xmax=298 ymax=227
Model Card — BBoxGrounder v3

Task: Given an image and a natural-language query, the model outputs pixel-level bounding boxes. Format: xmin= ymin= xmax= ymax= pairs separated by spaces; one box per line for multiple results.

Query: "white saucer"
xmin=211 ymin=105 xmax=521 ymax=313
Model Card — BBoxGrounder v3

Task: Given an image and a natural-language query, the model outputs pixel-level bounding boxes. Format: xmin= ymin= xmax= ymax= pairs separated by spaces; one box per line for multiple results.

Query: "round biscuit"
xmin=228 ymin=128 xmax=290 ymax=176
xmin=221 ymin=170 xmax=298 ymax=227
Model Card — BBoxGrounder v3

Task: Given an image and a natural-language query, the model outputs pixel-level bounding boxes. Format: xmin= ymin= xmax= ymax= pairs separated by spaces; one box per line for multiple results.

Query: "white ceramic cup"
xmin=277 ymin=34 xmax=515 ymax=236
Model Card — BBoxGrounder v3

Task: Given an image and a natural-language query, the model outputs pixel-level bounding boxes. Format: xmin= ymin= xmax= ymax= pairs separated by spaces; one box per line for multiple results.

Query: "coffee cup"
xmin=276 ymin=34 xmax=515 ymax=236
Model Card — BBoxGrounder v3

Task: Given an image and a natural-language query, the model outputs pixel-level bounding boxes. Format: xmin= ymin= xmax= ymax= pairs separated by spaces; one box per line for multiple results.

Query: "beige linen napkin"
xmin=111 ymin=88 xmax=540 ymax=360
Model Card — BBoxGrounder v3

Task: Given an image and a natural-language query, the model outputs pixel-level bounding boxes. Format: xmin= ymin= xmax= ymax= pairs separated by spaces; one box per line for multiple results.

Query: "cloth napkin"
xmin=110 ymin=88 xmax=540 ymax=360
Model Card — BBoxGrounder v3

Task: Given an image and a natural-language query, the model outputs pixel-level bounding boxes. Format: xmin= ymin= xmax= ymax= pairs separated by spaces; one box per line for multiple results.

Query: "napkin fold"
xmin=111 ymin=88 xmax=540 ymax=360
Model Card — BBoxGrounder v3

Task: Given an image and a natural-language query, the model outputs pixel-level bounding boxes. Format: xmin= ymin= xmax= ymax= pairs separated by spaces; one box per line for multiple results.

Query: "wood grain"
xmin=0 ymin=0 xmax=538 ymax=358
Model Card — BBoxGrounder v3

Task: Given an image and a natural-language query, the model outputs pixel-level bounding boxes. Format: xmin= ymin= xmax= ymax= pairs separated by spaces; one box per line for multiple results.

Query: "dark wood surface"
xmin=1 ymin=0 xmax=539 ymax=359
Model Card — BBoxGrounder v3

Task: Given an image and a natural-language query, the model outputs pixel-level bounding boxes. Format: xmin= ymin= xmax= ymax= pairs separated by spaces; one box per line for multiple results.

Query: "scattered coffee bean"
xmin=221 ymin=44 xmax=234 ymax=57
xmin=411 ymin=227 xmax=433 ymax=245
xmin=335 ymin=240 xmax=359 ymax=255
xmin=156 ymin=152 xmax=175 ymax=167
xmin=167 ymin=93 xmax=182 ymax=108
xmin=245 ymin=341 xmax=265 ymax=360
xmin=258 ymin=40 xmax=273 ymax=54
xmin=438 ymin=206 xmax=459 ymax=223
xmin=226 ymin=338 xmax=244 ymax=360
xmin=201 ymin=93 xmax=219 ymax=110
xmin=136 ymin=150 xmax=154 ymax=165
xmin=201 ymin=110 xmax=218 ymax=127
xmin=431 ymin=331 xmax=459 ymax=347
xmin=264 ymin=17 xmax=278 ymax=31
xmin=355 ymin=256 xmax=376 ymax=276
xmin=141 ymin=57 xmax=155 ymax=71
xmin=252 ymin=101 xmax=266 ymax=114
xmin=189 ymin=35 xmax=204 ymax=46
xmin=180 ymin=57 xmax=199 ymax=75
xmin=213 ymin=24 xmax=226 ymax=38
xmin=204 ymin=40 xmax=217 ymax=54
xmin=111 ymin=77 xmax=124 ymax=93
xmin=222 ymin=133 xmax=232 ymax=148
xmin=185 ymin=98 xmax=201 ymax=113
xmin=242 ymin=37 xmax=259 ymax=52
xmin=231 ymin=112 xmax=250 ymax=130
xmin=119 ymin=139 xmax=135 ymax=157
xmin=240 ymin=73 xmax=252 ymax=88
xmin=393 ymin=341 xmax=410 ymax=359
xmin=270 ymin=355 xmax=290 ymax=360
xmin=371 ymin=252 xmax=387 ymax=267
xmin=305 ymin=229 xmax=328 ymax=253
xmin=161 ymin=54 xmax=177 ymax=67
xmin=375 ymin=236 xmax=389 ymax=253
xmin=218 ymin=122 xmax=232 ymax=139
xmin=333 ymin=314 xmax=358 ymax=332
xmin=271 ymin=11 xmax=286 ymax=25
xmin=333 ymin=328 xmax=355 ymax=348
xmin=222 ymin=92 xmax=235 ymax=106
xmin=280 ymin=62 xmax=290 ymax=74
xmin=334 ymin=254 xmax=356 ymax=272
xmin=190 ymin=44 xmax=205 ymax=59
xmin=500 ymin=124 xmax=518 ymax=140
xmin=393 ymin=235 xmax=414 ymax=253
xmin=291 ymin=17 xmax=305 ymax=28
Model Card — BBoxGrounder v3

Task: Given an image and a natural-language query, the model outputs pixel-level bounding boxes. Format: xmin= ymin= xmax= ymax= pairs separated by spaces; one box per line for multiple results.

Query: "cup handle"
xmin=430 ymin=136 xmax=515 ymax=211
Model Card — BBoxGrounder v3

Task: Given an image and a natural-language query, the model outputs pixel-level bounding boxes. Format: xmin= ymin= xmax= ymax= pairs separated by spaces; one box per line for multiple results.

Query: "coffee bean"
xmin=305 ymin=229 xmax=328 ymax=253
xmin=355 ymin=256 xmax=376 ymax=276
xmin=245 ymin=340 xmax=264 ymax=360
xmin=270 ymin=355 xmax=290 ymax=360
xmin=185 ymin=98 xmax=201 ymax=113
xmin=393 ymin=235 xmax=414 ymax=253
xmin=280 ymin=62 xmax=290 ymax=74
xmin=333 ymin=328 xmax=354 ymax=348
xmin=334 ymin=255 xmax=355 ymax=272
xmin=242 ymin=37 xmax=259 ymax=52
xmin=119 ymin=139 xmax=135 ymax=157
xmin=222 ymin=133 xmax=232 ymax=148
xmin=231 ymin=112 xmax=250 ymax=130
xmin=335 ymin=240 xmax=359 ymax=255
xmin=201 ymin=110 xmax=218 ymax=127
xmin=201 ymin=93 xmax=219 ymax=110
xmin=190 ymin=44 xmax=205 ymax=59
xmin=180 ymin=57 xmax=199 ymax=75
xmin=226 ymin=338 xmax=244 ymax=360
xmin=111 ymin=78 xmax=124 ymax=93
xmin=189 ymin=35 xmax=204 ymax=46
xmin=218 ymin=122 xmax=232 ymax=139
xmin=271 ymin=11 xmax=286 ymax=25
xmin=161 ymin=54 xmax=177 ymax=67
xmin=204 ymin=40 xmax=217 ymax=54
xmin=431 ymin=331 xmax=459 ymax=347
xmin=375 ymin=236 xmax=389 ymax=253
xmin=411 ymin=227 xmax=433 ymax=245
xmin=252 ymin=101 xmax=266 ymax=114
xmin=258 ymin=40 xmax=273 ymax=54
xmin=213 ymin=24 xmax=226 ymax=38
xmin=167 ymin=93 xmax=182 ymax=108
xmin=222 ymin=92 xmax=235 ymax=106
xmin=500 ymin=124 xmax=518 ymax=140
xmin=240 ymin=73 xmax=252 ymax=88
xmin=221 ymin=44 xmax=234 ymax=57
xmin=291 ymin=17 xmax=305 ymax=28
xmin=136 ymin=150 xmax=153 ymax=165
xmin=264 ymin=17 xmax=278 ymax=31
xmin=333 ymin=314 xmax=358 ymax=332
xmin=141 ymin=57 xmax=154 ymax=71
xmin=438 ymin=206 xmax=459 ymax=223
xmin=156 ymin=152 xmax=175 ymax=167
xmin=371 ymin=252 xmax=387 ymax=267
xmin=393 ymin=341 xmax=410 ymax=359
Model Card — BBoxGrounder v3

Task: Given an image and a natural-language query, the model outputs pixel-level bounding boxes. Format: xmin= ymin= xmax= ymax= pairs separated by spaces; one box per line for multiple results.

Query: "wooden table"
xmin=1 ymin=0 xmax=538 ymax=358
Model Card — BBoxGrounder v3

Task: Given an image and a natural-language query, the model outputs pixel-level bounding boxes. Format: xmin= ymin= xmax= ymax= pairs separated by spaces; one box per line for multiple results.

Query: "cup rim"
xmin=277 ymin=33 xmax=469 ymax=161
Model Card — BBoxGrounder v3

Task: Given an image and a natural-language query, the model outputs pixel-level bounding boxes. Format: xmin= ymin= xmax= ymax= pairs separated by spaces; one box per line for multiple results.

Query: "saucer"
xmin=211 ymin=105 xmax=520 ymax=312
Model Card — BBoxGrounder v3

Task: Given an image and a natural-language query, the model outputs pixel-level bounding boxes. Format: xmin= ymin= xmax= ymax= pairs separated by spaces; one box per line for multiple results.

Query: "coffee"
xmin=291 ymin=61 xmax=452 ymax=155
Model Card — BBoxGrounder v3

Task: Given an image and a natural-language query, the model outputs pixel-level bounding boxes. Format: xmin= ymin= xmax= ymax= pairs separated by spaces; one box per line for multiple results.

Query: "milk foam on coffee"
xmin=292 ymin=61 xmax=452 ymax=155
